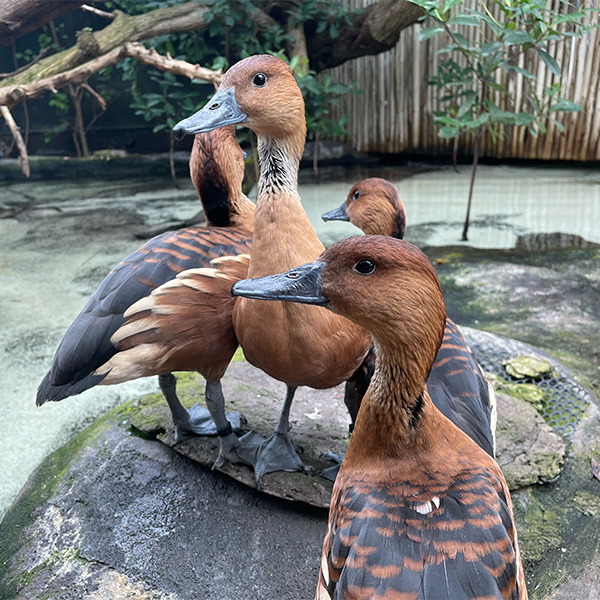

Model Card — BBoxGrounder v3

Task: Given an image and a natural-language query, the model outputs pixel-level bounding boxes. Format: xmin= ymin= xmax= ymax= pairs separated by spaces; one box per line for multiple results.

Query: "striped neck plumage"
xmin=257 ymin=136 xmax=300 ymax=196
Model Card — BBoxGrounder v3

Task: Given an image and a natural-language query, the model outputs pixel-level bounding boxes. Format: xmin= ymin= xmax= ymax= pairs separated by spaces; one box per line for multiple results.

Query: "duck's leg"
xmin=204 ymin=379 xmax=246 ymax=468
xmin=236 ymin=385 xmax=313 ymax=489
xmin=158 ymin=374 xmax=245 ymax=443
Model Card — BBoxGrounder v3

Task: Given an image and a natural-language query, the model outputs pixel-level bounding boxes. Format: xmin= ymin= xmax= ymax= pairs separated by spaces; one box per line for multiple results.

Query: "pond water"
xmin=1 ymin=161 xmax=599 ymax=520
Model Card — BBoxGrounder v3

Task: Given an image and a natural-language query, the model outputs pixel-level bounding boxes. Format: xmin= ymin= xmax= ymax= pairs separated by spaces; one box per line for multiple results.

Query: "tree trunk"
xmin=305 ymin=0 xmax=422 ymax=72
xmin=461 ymin=129 xmax=482 ymax=242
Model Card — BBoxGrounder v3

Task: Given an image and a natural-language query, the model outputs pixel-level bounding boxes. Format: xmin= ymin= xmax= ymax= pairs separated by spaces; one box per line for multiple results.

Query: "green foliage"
xmin=288 ymin=0 xmax=358 ymax=39
xmin=409 ymin=0 xmax=596 ymax=141
xmin=271 ymin=52 xmax=360 ymax=141
xmin=130 ymin=70 xmax=206 ymax=133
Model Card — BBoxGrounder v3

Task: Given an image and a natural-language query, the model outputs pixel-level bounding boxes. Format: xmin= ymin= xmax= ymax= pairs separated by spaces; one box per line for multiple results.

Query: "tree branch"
xmin=0 ymin=2 xmax=211 ymax=89
xmin=305 ymin=0 xmax=423 ymax=72
xmin=0 ymin=43 xmax=222 ymax=107
xmin=0 ymin=104 xmax=29 ymax=177
xmin=0 ymin=0 xmax=102 ymax=48
xmin=0 ymin=46 xmax=50 ymax=78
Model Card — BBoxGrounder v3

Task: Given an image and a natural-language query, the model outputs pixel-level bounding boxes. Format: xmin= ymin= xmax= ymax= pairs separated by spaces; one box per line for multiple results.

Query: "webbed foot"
xmin=236 ymin=430 xmax=313 ymax=490
xmin=319 ymin=451 xmax=346 ymax=482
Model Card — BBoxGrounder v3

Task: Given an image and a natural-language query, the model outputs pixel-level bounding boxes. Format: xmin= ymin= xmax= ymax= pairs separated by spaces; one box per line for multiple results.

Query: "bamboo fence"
xmin=327 ymin=0 xmax=600 ymax=160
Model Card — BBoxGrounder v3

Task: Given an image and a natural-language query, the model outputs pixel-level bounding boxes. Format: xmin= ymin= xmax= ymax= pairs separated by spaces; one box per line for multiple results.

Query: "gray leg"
xmin=236 ymin=385 xmax=313 ymax=490
xmin=204 ymin=380 xmax=244 ymax=468
xmin=158 ymin=374 xmax=245 ymax=443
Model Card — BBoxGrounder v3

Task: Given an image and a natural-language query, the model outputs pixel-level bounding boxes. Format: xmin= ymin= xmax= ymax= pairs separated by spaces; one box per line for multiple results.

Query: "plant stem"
xmin=169 ymin=134 xmax=178 ymax=188
xmin=313 ymin=131 xmax=320 ymax=178
xmin=461 ymin=127 xmax=482 ymax=241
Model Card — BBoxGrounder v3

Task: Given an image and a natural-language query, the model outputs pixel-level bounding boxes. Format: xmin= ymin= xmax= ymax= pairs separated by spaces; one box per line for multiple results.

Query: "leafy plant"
xmin=410 ymin=0 xmax=596 ymax=240
xmin=130 ymin=69 xmax=207 ymax=183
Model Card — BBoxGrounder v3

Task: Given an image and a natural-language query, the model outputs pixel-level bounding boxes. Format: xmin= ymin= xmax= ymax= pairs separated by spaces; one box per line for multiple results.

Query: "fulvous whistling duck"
xmin=231 ymin=235 xmax=527 ymax=600
xmin=323 ymin=178 xmax=496 ymax=456
xmin=172 ymin=54 xmax=371 ymax=484
xmin=37 ymin=126 xmax=254 ymax=462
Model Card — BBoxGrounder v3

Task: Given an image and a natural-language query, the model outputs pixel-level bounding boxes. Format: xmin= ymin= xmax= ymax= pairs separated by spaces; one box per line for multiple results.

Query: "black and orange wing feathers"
xmin=37 ymin=227 xmax=252 ymax=403
xmin=318 ymin=466 xmax=521 ymax=600
xmin=427 ymin=319 xmax=495 ymax=456
xmin=107 ymin=255 xmax=251 ymax=382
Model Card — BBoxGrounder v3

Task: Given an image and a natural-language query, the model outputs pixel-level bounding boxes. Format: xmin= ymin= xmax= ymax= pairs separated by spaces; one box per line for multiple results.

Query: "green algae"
xmin=504 ymin=355 xmax=553 ymax=379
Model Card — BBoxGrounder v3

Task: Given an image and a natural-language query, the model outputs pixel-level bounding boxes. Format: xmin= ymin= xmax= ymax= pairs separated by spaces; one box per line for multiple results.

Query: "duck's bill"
xmin=172 ymin=87 xmax=247 ymax=139
xmin=231 ymin=261 xmax=329 ymax=307
xmin=321 ymin=203 xmax=349 ymax=222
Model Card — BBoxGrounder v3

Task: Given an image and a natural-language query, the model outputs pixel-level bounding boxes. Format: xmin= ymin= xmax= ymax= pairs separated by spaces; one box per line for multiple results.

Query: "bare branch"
xmin=81 ymin=4 xmax=116 ymax=20
xmin=81 ymin=82 xmax=106 ymax=110
xmin=0 ymin=2 xmax=210 ymax=89
xmin=125 ymin=43 xmax=223 ymax=85
xmin=0 ymin=105 xmax=29 ymax=177
xmin=0 ymin=43 xmax=222 ymax=107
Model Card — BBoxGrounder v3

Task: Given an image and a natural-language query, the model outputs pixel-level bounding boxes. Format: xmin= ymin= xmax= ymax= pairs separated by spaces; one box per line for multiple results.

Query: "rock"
xmin=496 ymin=381 xmax=548 ymax=413
xmin=503 ymin=355 xmax=553 ymax=379
xmin=0 ymin=407 xmax=327 ymax=600
xmin=495 ymin=392 xmax=567 ymax=489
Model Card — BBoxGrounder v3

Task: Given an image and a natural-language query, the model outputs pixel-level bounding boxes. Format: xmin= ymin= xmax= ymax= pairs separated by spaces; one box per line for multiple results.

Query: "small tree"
xmin=410 ymin=0 xmax=596 ymax=240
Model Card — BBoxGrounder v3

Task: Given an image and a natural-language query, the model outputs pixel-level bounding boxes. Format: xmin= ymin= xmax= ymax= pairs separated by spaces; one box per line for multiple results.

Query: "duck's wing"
xmin=105 ymin=255 xmax=251 ymax=383
xmin=317 ymin=467 xmax=523 ymax=600
xmin=427 ymin=319 xmax=495 ymax=456
xmin=37 ymin=228 xmax=252 ymax=404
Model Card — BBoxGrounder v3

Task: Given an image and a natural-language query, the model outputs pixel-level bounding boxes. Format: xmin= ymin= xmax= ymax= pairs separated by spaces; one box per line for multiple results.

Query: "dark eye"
xmin=252 ymin=73 xmax=267 ymax=87
xmin=354 ymin=259 xmax=375 ymax=275
xmin=352 ymin=190 xmax=360 ymax=200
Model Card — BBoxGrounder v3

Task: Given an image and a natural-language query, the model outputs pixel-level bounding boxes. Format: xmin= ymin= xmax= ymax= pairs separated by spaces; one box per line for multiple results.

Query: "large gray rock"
xmin=0 ymin=410 xmax=326 ymax=600
xmin=495 ymin=392 xmax=567 ymax=489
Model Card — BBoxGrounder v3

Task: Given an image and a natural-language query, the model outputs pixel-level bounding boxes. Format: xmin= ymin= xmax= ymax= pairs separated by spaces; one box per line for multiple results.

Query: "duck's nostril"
xmin=287 ymin=272 xmax=300 ymax=279
xmin=209 ymin=102 xmax=220 ymax=110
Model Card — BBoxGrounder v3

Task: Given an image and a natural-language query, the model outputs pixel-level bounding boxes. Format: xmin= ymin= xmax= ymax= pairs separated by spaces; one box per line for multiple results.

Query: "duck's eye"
xmin=354 ymin=259 xmax=375 ymax=275
xmin=252 ymin=73 xmax=267 ymax=87
xmin=352 ymin=190 xmax=360 ymax=200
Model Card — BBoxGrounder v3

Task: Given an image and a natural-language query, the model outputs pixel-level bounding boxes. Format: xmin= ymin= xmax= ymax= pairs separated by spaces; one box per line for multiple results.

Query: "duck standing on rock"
xmin=231 ymin=235 xmax=527 ymax=600
xmin=172 ymin=54 xmax=371 ymax=484
xmin=37 ymin=127 xmax=254 ymax=463
xmin=323 ymin=177 xmax=496 ymax=457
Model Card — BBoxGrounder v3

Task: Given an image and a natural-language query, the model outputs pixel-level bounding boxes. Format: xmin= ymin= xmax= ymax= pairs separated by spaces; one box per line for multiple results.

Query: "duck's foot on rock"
xmin=236 ymin=431 xmax=314 ymax=490
xmin=318 ymin=451 xmax=346 ymax=482
xmin=175 ymin=403 xmax=246 ymax=440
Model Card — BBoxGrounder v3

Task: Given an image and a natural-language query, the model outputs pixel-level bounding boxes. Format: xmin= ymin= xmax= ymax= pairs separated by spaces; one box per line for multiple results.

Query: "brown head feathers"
xmin=345 ymin=178 xmax=407 ymax=239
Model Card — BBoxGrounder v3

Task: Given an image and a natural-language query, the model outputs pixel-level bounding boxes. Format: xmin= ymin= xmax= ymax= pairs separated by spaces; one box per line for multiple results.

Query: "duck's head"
xmin=322 ymin=178 xmax=407 ymax=239
xmin=173 ymin=55 xmax=305 ymax=147
xmin=232 ymin=236 xmax=446 ymax=370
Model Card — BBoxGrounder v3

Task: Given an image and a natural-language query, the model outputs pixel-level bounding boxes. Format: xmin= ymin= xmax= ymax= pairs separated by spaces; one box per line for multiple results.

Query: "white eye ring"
xmin=252 ymin=73 xmax=267 ymax=87
xmin=354 ymin=259 xmax=375 ymax=275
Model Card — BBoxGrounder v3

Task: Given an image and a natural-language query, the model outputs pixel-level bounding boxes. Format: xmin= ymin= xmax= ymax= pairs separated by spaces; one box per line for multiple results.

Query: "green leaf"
xmin=450 ymin=16 xmax=479 ymax=25
xmin=515 ymin=113 xmax=535 ymax=125
xmin=419 ymin=26 xmax=444 ymax=41
xmin=481 ymin=41 xmax=501 ymax=56
xmin=549 ymin=99 xmax=582 ymax=112
xmin=439 ymin=126 xmax=460 ymax=138
xmin=504 ymin=31 xmax=535 ymax=45
xmin=506 ymin=65 xmax=536 ymax=80
xmin=453 ymin=32 xmax=469 ymax=47
xmin=457 ymin=93 xmax=476 ymax=117
xmin=536 ymin=48 xmax=561 ymax=76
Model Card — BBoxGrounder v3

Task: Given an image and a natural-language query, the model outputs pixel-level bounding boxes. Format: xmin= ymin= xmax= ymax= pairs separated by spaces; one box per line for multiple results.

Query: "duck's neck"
xmin=346 ymin=340 xmax=439 ymax=462
xmin=256 ymin=135 xmax=300 ymax=196
xmin=248 ymin=134 xmax=324 ymax=277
